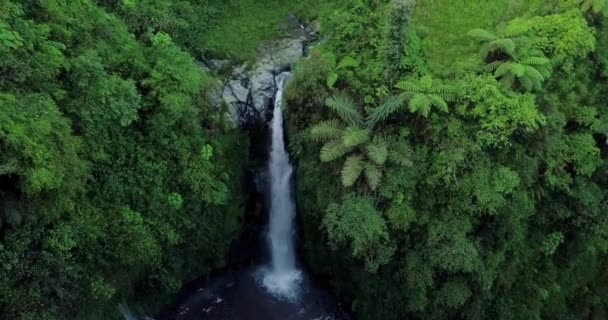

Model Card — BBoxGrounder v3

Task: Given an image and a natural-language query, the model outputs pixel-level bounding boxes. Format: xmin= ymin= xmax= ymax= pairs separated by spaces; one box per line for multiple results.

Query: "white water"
xmin=262 ymin=72 xmax=302 ymax=299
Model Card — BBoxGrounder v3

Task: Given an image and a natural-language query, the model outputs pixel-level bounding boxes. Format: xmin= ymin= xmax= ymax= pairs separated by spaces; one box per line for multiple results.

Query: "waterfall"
xmin=262 ymin=72 xmax=302 ymax=299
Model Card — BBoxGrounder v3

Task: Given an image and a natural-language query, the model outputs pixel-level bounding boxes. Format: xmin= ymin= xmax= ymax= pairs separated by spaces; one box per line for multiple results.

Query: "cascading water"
xmin=126 ymin=71 xmax=349 ymax=320
xmin=262 ymin=72 xmax=302 ymax=299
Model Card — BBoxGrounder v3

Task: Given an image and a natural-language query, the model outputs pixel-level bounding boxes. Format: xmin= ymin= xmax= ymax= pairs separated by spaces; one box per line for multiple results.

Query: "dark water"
xmin=155 ymin=266 xmax=350 ymax=320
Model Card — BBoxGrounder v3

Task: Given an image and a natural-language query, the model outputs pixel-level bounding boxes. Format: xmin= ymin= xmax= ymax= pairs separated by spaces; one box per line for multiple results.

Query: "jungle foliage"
xmin=2 ymin=0 xmax=608 ymax=319
xmin=285 ymin=0 xmax=608 ymax=319
xmin=0 ymin=1 xmax=248 ymax=319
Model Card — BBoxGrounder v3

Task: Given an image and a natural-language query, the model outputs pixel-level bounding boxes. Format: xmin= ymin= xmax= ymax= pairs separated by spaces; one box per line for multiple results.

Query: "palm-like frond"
xmin=388 ymin=142 xmax=414 ymax=167
xmin=310 ymin=119 xmax=343 ymax=142
xmin=428 ymin=94 xmax=449 ymax=113
xmin=395 ymin=80 xmax=423 ymax=93
xmin=342 ymin=127 xmax=371 ymax=147
xmin=364 ymin=163 xmax=382 ymax=191
xmin=491 ymin=38 xmax=517 ymax=57
xmin=320 ymin=140 xmax=354 ymax=162
xmin=519 ymin=76 xmax=534 ymax=92
xmin=366 ymin=141 xmax=388 ymax=165
xmin=337 ymin=56 xmax=359 ymax=69
xmin=325 ymin=92 xmax=363 ymax=126
xmin=409 ymin=94 xmax=432 ymax=117
xmin=485 ymin=60 xmax=505 ymax=72
xmin=419 ymin=76 xmax=434 ymax=90
xmin=521 ymin=56 xmax=550 ymax=66
xmin=341 ymin=154 xmax=364 ymax=187
xmin=366 ymin=95 xmax=404 ymax=127
xmin=467 ymin=28 xmax=496 ymax=42
xmin=523 ymin=65 xmax=544 ymax=82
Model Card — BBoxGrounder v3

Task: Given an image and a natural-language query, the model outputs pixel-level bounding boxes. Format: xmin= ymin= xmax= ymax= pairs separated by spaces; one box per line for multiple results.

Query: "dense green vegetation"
xmin=0 ymin=1 xmax=250 ymax=319
xmin=2 ymin=0 xmax=608 ymax=319
xmin=286 ymin=0 xmax=608 ymax=319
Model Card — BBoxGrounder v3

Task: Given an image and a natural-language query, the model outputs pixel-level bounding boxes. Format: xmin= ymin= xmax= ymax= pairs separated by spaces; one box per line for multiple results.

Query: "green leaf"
xmin=337 ymin=56 xmax=359 ymax=69
xmin=325 ymin=92 xmax=363 ymax=126
xmin=492 ymin=38 xmax=516 ymax=56
xmin=467 ymin=28 xmax=496 ymax=42
xmin=428 ymin=94 xmax=449 ymax=113
xmin=364 ymin=163 xmax=382 ymax=191
xmin=320 ymin=140 xmax=354 ymax=162
xmin=327 ymin=72 xmax=339 ymax=89
xmin=366 ymin=142 xmax=388 ymax=165
xmin=395 ymin=80 xmax=422 ymax=93
xmin=310 ymin=119 xmax=344 ymax=142
xmin=342 ymin=127 xmax=371 ymax=147
xmin=409 ymin=94 xmax=431 ymax=117
xmin=366 ymin=95 xmax=405 ymax=127
xmin=341 ymin=155 xmax=364 ymax=187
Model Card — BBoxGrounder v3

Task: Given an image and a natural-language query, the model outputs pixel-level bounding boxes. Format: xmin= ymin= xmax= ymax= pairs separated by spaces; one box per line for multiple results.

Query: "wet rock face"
xmin=204 ymin=20 xmax=317 ymax=128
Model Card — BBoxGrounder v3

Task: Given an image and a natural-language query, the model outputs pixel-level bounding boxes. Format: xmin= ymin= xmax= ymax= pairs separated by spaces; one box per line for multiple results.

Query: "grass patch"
xmin=412 ymin=0 xmax=545 ymax=76
xmin=203 ymin=0 xmax=320 ymax=62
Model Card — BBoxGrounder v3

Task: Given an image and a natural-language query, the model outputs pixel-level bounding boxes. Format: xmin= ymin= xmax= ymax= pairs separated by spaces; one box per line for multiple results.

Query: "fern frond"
xmin=310 ymin=119 xmax=343 ymax=142
xmin=499 ymin=73 xmax=515 ymax=88
xmin=431 ymin=84 xmax=454 ymax=95
xmin=366 ymin=95 xmax=405 ymax=127
xmin=491 ymin=38 xmax=516 ymax=56
xmin=485 ymin=60 xmax=505 ymax=72
xmin=364 ymin=163 xmax=382 ymax=191
xmin=524 ymin=65 xmax=544 ymax=82
xmin=409 ymin=94 xmax=432 ymax=117
xmin=395 ymin=80 xmax=422 ymax=93
xmin=366 ymin=142 xmax=388 ymax=165
xmin=388 ymin=142 xmax=413 ymax=167
xmin=419 ymin=76 xmax=433 ymax=89
xmin=428 ymin=94 xmax=449 ymax=113
xmin=342 ymin=127 xmax=371 ymax=147
xmin=341 ymin=154 xmax=364 ymax=187
xmin=478 ymin=43 xmax=493 ymax=59
xmin=522 ymin=56 xmax=550 ymax=66
xmin=494 ymin=62 xmax=514 ymax=78
xmin=511 ymin=63 xmax=526 ymax=77
xmin=519 ymin=76 xmax=534 ymax=92
xmin=467 ymin=28 xmax=496 ymax=42
xmin=325 ymin=92 xmax=363 ymax=126
xmin=503 ymin=22 xmax=530 ymax=38
xmin=337 ymin=56 xmax=360 ymax=69
xmin=320 ymin=140 xmax=354 ymax=162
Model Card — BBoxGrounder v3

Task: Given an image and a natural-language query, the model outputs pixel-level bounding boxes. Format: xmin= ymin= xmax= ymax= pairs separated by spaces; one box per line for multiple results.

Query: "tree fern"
xmin=341 ymin=154 xmax=364 ymax=187
xmin=468 ymin=25 xmax=552 ymax=91
xmin=309 ymin=93 xmax=398 ymax=190
xmin=325 ymin=92 xmax=363 ymax=126
xmin=394 ymin=76 xmax=452 ymax=118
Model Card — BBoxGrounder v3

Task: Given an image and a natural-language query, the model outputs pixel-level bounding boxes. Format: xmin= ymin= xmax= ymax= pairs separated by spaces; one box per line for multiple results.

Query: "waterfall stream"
xmin=262 ymin=72 xmax=302 ymax=299
xmin=125 ymin=72 xmax=349 ymax=320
